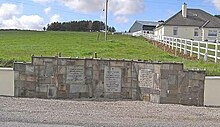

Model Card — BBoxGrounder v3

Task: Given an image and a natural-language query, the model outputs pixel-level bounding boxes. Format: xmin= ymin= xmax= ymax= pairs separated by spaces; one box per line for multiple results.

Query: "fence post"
xmin=215 ymin=39 xmax=219 ymax=63
xmin=204 ymin=41 xmax=208 ymax=61
xmin=172 ymin=37 xmax=174 ymax=50
xmin=180 ymin=39 xmax=182 ymax=53
xmin=198 ymin=41 xmax=200 ymax=60
xmin=190 ymin=40 xmax=193 ymax=57
xmin=184 ymin=39 xmax=187 ymax=55
xmin=176 ymin=39 xmax=178 ymax=50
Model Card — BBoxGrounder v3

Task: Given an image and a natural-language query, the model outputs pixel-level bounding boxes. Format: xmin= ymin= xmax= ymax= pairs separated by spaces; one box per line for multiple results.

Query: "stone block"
xmin=66 ymin=60 xmax=75 ymax=65
xmin=33 ymin=58 xmax=44 ymax=65
xmin=154 ymin=64 xmax=161 ymax=73
xmin=110 ymin=61 xmax=124 ymax=67
xmin=25 ymin=90 xmax=36 ymax=98
xmin=14 ymin=71 xmax=19 ymax=80
xmin=44 ymin=58 xmax=54 ymax=63
xmin=146 ymin=64 xmax=154 ymax=70
xmin=25 ymin=65 xmax=35 ymax=74
xmin=45 ymin=63 xmax=54 ymax=76
xmin=74 ymin=60 xmax=85 ymax=66
xmin=150 ymin=94 xmax=160 ymax=103
xmin=93 ymin=81 xmax=104 ymax=98
xmin=58 ymin=84 xmax=66 ymax=91
xmin=58 ymin=66 xmax=66 ymax=74
xmin=93 ymin=71 xmax=99 ymax=80
xmin=86 ymin=60 xmax=93 ymax=67
xmin=47 ymin=86 xmax=57 ymax=98
xmin=161 ymin=64 xmax=170 ymax=70
xmin=57 ymin=90 xmax=68 ymax=99
xmin=132 ymin=88 xmax=137 ymax=100
xmin=66 ymin=66 xmax=85 ymax=84
xmin=121 ymin=87 xmax=132 ymax=99
xmin=58 ymin=59 xmax=67 ymax=65
xmin=57 ymin=74 xmax=64 ymax=84
xmin=160 ymin=70 xmax=169 ymax=79
xmin=122 ymin=82 xmax=132 ymax=88
xmin=99 ymin=61 xmax=109 ymax=70
xmin=172 ymin=64 xmax=183 ymax=71
xmin=191 ymin=73 xmax=205 ymax=80
xmin=37 ymin=92 xmax=48 ymax=98
xmin=39 ymin=76 xmax=51 ymax=84
xmin=168 ymin=75 xmax=177 ymax=85
xmin=104 ymin=92 xmax=121 ymax=99
xmin=36 ymin=84 xmax=48 ymax=93
xmin=14 ymin=80 xmax=25 ymax=88
xmin=189 ymin=80 xmax=199 ymax=87
xmin=26 ymin=75 xmax=37 ymax=82
xmin=86 ymin=67 xmax=93 ymax=77
xmin=19 ymin=73 xmax=26 ymax=81
xmin=131 ymin=80 xmax=138 ymax=88
xmin=25 ymin=81 xmax=36 ymax=90
xmin=14 ymin=63 xmax=25 ymax=72
xmin=141 ymin=94 xmax=150 ymax=101
xmin=69 ymin=84 xmax=88 ymax=93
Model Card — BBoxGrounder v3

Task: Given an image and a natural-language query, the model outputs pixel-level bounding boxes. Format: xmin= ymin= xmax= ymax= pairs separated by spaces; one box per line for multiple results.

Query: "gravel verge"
xmin=0 ymin=97 xmax=220 ymax=127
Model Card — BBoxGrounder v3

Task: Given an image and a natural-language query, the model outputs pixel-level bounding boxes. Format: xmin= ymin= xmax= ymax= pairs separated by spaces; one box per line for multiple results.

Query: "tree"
xmin=43 ymin=27 xmax=46 ymax=31
xmin=46 ymin=20 xmax=115 ymax=32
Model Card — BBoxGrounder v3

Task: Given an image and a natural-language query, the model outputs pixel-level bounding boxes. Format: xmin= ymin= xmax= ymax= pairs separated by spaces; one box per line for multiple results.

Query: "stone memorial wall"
xmin=14 ymin=56 xmax=205 ymax=106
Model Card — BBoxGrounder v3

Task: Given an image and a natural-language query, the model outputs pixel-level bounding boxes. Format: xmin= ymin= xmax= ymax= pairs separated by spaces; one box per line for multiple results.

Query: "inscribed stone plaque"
xmin=67 ymin=66 xmax=85 ymax=84
xmin=104 ymin=67 xmax=122 ymax=92
xmin=138 ymin=69 xmax=154 ymax=88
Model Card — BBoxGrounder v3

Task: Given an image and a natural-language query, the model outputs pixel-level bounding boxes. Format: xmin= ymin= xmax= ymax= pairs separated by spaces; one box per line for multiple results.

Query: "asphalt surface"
xmin=0 ymin=97 xmax=220 ymax=127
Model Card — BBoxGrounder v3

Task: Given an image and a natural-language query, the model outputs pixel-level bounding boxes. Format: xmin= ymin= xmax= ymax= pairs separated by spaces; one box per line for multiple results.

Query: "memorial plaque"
xmin=138 ymin=69 xmax=154 ymax=88
xmin=104 ymin=67 xmax=122 ymax=92
xmin=67 ymin=66 xmax=85 ymax=83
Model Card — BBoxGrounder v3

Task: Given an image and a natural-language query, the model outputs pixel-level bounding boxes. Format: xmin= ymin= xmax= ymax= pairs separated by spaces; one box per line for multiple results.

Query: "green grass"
xmin=0 ymin=30 xmax=220 ymax=75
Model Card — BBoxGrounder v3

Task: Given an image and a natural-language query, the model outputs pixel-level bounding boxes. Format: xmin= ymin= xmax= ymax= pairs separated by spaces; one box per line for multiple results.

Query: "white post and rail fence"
xmin=145 ymin=35 xmax=220 ymax=63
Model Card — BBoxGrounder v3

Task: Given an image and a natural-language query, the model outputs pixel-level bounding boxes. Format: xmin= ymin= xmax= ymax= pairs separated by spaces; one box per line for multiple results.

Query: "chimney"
xmin=182 ymin=3 xmax=187 ymax=18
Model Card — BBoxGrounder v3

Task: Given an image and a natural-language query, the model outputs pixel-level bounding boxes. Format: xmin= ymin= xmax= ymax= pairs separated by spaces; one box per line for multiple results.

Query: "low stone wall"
xmin=14 ymin=56 xmax=205 ymax=106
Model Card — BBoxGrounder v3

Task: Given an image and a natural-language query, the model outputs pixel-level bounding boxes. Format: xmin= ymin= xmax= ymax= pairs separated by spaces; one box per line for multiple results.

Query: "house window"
xmin=208 ymin=30 xmax=217 ymax=36
xmin=173 ymin=27 xmax=178 ymax=35
xmin=194 ymin=28 xmax=199 ymax=36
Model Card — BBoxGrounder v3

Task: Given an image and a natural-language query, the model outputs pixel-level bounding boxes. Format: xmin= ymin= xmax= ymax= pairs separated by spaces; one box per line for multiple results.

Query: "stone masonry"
xmin=14 ymin=56 xmax=205 ymax=106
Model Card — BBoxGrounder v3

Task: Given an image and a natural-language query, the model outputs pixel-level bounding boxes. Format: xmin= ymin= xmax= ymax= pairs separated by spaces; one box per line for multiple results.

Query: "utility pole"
xmin=105 ymin=0 xmax=108 ymax=41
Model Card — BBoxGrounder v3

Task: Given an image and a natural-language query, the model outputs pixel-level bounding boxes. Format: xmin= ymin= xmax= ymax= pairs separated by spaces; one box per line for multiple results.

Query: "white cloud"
xmin=0 ymin=3 xmax=22 ymax=20
xmin=60 ymin=0 xmax=144 ymax=22
xmin=60 ymin=0 xmax=104 ymax=13
xmin=115 ymin=16 xmax=128 ymax=23
xmin=110 ymin=0 xmax=144 ymax=16
xmin=50 ymin=14 xmax=60 ymax=23
xmin=44 ymin=7 xmax=51 ymax=14
xmin=32 ymin=0 xmax=54 ymax=3
xmin=19 ymin=15 xmax=44 ymax=30
xmin=60 ymin=0 xmax=144 ymax=15
xmin=212 ymin=0 xmax=220 ymax=10
xmin=0 ymin=3 xmax=44 ymax=30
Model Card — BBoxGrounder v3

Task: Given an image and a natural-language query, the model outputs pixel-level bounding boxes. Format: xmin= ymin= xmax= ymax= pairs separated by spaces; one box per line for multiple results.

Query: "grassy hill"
xmin=0 ymin=30 xmax=219 ymax=75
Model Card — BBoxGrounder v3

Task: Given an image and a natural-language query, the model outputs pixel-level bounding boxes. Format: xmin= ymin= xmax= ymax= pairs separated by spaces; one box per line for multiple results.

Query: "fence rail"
xmin=145 ymin=34 xmax=220 ymax=63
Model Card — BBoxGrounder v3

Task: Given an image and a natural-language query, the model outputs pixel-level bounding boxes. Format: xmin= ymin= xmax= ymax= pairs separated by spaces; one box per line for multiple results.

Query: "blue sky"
xmin=0 ymin=0 xmax=220 ymax=31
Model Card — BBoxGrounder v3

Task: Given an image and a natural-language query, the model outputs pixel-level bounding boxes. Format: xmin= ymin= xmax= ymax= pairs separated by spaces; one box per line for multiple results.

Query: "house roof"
xmin=136 ymin=21 xmax=159 ymax=26
xmin=159 ymin=9 xmax=220 ymax=28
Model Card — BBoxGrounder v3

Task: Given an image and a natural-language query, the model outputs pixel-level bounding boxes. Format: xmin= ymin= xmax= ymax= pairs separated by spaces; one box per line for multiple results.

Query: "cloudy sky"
xmin=0 ymin=0 xmax=220 ymax=31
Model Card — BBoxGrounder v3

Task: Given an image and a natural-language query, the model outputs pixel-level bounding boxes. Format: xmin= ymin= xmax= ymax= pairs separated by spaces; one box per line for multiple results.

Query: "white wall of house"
xmin=204 ymin=77 xmax=220 ymax=106
xmin=0 ymin=68 xmax=14 ymax=96
xmin=155 ymin=25 xmax=220 ymax=42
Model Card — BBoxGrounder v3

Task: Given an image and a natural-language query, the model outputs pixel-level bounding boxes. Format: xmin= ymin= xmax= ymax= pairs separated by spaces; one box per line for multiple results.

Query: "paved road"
xmin=0 ymin=97 xmax=220 ymax=127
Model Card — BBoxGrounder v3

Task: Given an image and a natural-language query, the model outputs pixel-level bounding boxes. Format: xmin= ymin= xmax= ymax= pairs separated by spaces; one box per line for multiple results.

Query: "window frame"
xmin=208 ymin=30 xmax=217 ymax=37
xmin=173 ymin=26 xmax=178 ymax=36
